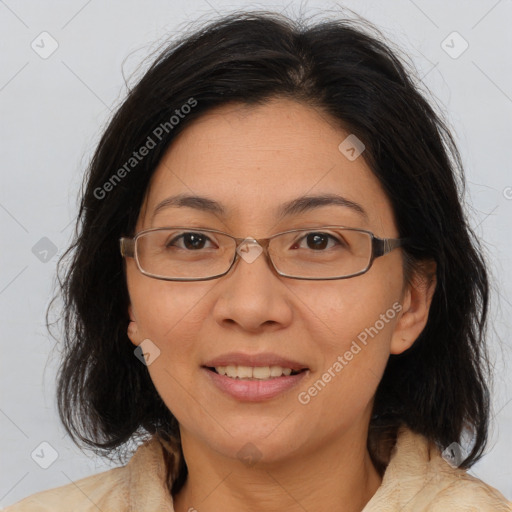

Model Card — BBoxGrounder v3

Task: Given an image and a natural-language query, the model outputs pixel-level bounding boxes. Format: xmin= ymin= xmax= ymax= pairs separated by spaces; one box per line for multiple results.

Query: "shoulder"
xmin=2 ymin=435 xmax=173 ymax=512
xmin=2 ymin=465 xmax=128 ymax=512
xmin=424 ymin=453 xmax=512 ymax=511
xmin=365 ymin=426 xmax=512 ymax=511
xmin=426 ymin=471 xmax=512 ymax=511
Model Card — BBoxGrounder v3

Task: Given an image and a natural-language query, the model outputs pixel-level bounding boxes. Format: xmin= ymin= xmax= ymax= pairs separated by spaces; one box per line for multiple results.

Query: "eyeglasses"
xmin=119 ymin=226 xmax=407 ymax=281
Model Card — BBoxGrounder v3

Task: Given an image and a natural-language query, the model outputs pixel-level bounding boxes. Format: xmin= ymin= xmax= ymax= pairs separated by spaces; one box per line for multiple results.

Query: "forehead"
xmin=140 ymin=98 xmax=396 ymax=234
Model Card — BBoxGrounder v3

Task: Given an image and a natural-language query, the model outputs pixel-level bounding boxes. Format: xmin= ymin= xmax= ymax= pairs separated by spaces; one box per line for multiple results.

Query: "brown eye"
xmin=167 ymin=232 xmax=215 ymax=250
xmin=293 ymin=232 xmax=345 ymax=251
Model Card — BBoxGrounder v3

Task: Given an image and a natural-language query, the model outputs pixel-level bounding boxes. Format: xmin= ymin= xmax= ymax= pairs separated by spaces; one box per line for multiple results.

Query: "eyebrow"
xmin=151 ymin=193 xmax=368 ymax=222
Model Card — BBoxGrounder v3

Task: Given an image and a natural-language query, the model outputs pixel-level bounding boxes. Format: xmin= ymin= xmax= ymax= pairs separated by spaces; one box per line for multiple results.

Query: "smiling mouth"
xmin=204 ymin=366 xmax=307 ymax=380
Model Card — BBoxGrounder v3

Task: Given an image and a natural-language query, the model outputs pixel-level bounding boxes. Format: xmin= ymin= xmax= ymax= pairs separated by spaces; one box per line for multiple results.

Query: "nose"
xmin=211 ymin=239 xmax=293 ymax=332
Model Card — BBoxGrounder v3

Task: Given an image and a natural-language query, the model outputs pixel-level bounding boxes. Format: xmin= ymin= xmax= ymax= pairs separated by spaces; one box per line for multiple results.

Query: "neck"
xmin=172 ymin=422 xmax=383 ymax=512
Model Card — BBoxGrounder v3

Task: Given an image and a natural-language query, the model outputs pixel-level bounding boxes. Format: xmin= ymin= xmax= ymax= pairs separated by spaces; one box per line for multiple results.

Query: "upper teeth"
xmin=214 ymin=365 xmax=295 ymax=379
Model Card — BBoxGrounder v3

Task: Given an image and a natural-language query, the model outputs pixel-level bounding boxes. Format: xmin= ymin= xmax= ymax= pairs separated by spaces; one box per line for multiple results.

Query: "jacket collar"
xmin=124 ymin=426 xmax=511 ymax=511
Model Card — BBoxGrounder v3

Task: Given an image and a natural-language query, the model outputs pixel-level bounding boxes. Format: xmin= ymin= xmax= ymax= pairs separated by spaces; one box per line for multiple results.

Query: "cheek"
xmin=127 ymin=263 xmax=210 ymax=341
xmin=296 ymin=295 xmax=398 ymax=428
xmin=126 ymin=274 xmax=207 ymax=418
xmin=126 ymin=269 xmax=215 ymax=387
xmin=301 ymin=269 xmax=401 ymax=349
xmin=294 ymin=273 xmax=401 ymax=410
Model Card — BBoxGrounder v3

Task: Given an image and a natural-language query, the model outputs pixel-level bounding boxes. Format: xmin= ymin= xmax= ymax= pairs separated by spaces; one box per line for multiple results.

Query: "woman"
xmin=6 ymin=10 xmax=511 ymax=512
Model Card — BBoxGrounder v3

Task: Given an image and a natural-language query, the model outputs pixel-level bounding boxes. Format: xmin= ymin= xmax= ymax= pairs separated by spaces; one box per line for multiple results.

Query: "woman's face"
xmin=126 ymin=97 xmax=428 ymax=464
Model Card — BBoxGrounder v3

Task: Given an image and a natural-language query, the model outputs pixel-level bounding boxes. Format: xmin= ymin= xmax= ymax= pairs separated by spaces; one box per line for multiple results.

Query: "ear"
xmin=127 ymin=305 xmax=140 ymax=347
xmin=390 ymin=260 xmax=437 ymax=355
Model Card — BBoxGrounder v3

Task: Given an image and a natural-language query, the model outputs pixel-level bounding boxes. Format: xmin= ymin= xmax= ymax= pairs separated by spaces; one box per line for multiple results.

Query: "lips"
xmin=202 ymin=365 xmax=309 ymax=401
xmin=202 ymin=352 xmax=309 ymax=372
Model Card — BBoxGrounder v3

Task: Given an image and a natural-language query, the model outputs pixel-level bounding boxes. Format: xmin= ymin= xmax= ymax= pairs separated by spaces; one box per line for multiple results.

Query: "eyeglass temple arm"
xmin=372 ymin=237 xmax=406 ymax=257
xmin=120 ymin=237 xmax=135 ymax=258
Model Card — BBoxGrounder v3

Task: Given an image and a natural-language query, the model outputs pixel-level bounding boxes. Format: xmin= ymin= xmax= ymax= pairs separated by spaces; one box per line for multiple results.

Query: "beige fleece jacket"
xmin=3 ymin=426 xmax=511 ymax=511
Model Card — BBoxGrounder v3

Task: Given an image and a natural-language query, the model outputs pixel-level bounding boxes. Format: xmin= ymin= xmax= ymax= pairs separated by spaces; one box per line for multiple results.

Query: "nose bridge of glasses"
xmin=232 ymin=235 xmax=272 ymax=265
xmin=234 ymin=235 xmax=271 ymax=250
xmin=225 ymin=234 xmax=291 ymax=279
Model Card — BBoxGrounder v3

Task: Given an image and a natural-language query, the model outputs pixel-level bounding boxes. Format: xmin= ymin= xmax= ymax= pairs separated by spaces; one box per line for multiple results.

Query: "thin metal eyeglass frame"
xmin=119 ymin=226 xmax=408 ymax=281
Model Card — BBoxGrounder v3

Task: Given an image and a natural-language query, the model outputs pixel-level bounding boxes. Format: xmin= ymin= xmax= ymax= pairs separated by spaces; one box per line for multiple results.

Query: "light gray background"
xmin=1 ymin=0 xmax=511 ymax=507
